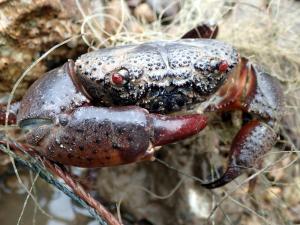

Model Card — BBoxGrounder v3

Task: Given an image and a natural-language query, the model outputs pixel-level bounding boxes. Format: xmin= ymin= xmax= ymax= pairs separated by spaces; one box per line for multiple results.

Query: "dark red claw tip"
xmin=151 ymin=114 xmax=208 ymax=146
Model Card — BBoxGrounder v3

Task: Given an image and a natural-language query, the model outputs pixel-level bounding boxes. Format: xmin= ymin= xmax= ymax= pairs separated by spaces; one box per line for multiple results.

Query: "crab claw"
xmin=150 ymin=114 xmax=208 ymax=146
xmin=20 ymin=105 xmax=208 ymax=167
xmin=202 ymin=120 xmax=277 ymax=189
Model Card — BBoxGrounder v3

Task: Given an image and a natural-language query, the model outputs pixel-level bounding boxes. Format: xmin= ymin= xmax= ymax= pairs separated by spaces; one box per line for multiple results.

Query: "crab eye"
xmin=111 ymin=69 xmax=129 ymax=86
xmin=218 ymin=60 xmax=228 ymax=73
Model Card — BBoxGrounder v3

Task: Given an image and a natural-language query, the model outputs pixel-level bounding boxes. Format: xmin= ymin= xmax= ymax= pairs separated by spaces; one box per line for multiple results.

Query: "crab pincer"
xmin=21 ymin=106 xmax=207 ymax=167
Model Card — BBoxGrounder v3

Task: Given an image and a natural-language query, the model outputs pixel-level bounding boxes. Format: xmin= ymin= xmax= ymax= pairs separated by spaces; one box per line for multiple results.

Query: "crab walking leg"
xmin=203 ymin=59 xmax=284 ymax=188
xmin=202 ymin=121 xmax=276 ymax=188
xmin=20 ymin=106 xmax=207 ymax=167
xmin=0 ymin=103 xmax=19 ymax=125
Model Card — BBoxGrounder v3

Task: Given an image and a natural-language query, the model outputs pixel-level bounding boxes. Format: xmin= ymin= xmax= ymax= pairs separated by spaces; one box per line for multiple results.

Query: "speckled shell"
xmin=75 ymin=39 xmax=239 ymax=112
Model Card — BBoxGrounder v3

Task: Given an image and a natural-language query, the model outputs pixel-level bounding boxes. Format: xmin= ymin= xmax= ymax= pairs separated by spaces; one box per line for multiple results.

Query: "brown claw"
xmin=151 ymin=114 xmax=208 ymax=146
xmin=22 ymin=105 xmax=208 ymax=168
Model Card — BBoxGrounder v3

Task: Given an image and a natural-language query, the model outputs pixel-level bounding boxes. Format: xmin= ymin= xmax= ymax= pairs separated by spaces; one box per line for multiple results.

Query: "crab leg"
xmin=203 ymin=58 xmax=284 ymax=188
xmin=202 ymin=120 xmax=277 ymax=188
xmin=20 ymin=106 xmax=207 ymax=167
xmin=0 ymin=103 xmax=19 ymax=125
xmin=181 ymin=23 xmax=219 ymax=39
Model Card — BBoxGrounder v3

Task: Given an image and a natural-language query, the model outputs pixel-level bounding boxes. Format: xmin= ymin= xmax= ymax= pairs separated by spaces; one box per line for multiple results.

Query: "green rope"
xmin=0 ymin=143 xmax=107 ymax=225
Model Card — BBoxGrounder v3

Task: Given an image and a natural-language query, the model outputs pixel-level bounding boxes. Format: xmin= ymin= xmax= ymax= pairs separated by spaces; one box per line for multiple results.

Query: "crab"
xmin=4 ymin=38 xmax=283 ymax=189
